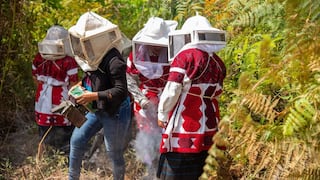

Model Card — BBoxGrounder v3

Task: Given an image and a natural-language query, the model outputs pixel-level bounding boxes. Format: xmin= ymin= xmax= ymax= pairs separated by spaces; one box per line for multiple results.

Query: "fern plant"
xmin=242 ymin=93 xmax=280 ymax=123
xmin=201 ymin=0 xmax=320 ymax=179
xmin=174 ymin=0 xmax=205 ymax=27
xmin=283 ymin=98 xmax=317 ymax=136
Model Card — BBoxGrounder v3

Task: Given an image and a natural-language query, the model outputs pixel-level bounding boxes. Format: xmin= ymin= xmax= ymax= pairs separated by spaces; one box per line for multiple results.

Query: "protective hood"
xmin=38 ymin=25 xmax=72 ymax=60
xmin=132 ymin=17 xmax=177 ymax=79
xmin=168 ymin=14 xmax=226 ymax=62
xmin=119 ymin=32 xmax=132 ymax=60
xmin=68 ymin=11 xmax=122 ymax=71
xmin=133 ymin=17 xmax=177 ymax=46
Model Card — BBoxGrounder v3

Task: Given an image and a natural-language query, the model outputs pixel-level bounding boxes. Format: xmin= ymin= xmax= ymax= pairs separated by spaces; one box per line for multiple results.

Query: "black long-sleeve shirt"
xmin=85 ymin=48 xmax=128 ymax=115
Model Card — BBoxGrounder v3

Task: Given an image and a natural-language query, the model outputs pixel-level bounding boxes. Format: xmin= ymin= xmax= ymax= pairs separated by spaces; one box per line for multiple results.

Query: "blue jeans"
xmin=69 ymin=97 xmax=131 ymax=180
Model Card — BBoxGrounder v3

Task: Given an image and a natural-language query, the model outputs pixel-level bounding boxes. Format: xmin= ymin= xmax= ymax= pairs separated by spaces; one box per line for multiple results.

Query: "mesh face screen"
xmin=169 ymin=34 xmax=191 ymax=59
xmin=82 ymin=30 xmax=118 ymax=62
xmin=38 ymin=42 xmax=64 ymax=55
xmin=69 ymin=29 xmax=120 ymax=62
xmin=108 ymin=31 xmax=117 ymax=42
xmin=197 ymin=32 xmax=226 ymax=42
xmin=83 ymin=39 xmax=95 ymax=61
xmin=134 ymin=43 xmax=168 ymax=63
xmin=70 ymin=34 xmax=85 ymax=59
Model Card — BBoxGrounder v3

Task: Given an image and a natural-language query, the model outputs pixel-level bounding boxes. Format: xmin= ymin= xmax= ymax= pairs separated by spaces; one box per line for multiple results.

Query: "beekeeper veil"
xmin=38 ymin=25 xmax=72 ymax=61
xmin=168 ymin=14 xmax=227 ymax=62
xmin=68 ymin=11 xmax=122 ymax=72
xmin=132 ymin=17 xmax=177 ymax=79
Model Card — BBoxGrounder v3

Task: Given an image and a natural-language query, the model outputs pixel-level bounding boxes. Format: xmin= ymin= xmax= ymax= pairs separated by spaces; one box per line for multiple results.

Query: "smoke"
xmin=132 ymin=101 xmax=162 ymax=176
xmin=134 ymin=130 xmax=161 ymax=165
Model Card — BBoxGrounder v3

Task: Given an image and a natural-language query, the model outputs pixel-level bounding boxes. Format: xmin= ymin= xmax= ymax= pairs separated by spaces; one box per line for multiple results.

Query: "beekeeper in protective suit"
xmin=67 ymin=11 xmax=131 ymax=180
xmin=156 ymin=14 xmax=227 ymax=179
xmin=126 ymin=17 xmax=177 ymax=178
xmin=32 ymin=25 xmax=79 ymax=155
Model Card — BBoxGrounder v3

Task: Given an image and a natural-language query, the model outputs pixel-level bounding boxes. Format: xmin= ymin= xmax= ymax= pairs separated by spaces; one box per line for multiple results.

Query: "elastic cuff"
xmin=140 ymin=98 xmax=149 ymax=108
xmin=158 ymin=112 xmax=168 ymax=122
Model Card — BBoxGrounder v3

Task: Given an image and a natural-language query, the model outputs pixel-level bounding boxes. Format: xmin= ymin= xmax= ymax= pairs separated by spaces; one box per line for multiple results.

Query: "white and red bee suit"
xmin=126 ymin=51 xmax=170 ymax=132
xmin=33 ymin=25 xmax=79 ymax=127
xmin=157 ymin=14 xmax=227 ymax=154
xmin=32 ymin=53 xmax=79 ymax=126
xmin=158 ymin=48 xmax=226 ymax=153
xmin=127 ymin=17 xmax=178 ymax=172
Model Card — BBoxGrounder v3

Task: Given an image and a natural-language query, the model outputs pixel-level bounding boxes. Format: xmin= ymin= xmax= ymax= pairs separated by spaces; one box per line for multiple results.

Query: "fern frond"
xmin=252 ymin=144 xmax=271 ymax=177
xmin=283 ymin=98 xmax=316 ymax=136
xmin=267 ymin=98 xmax=280 ymax=121
xmin=294 ymin=98 xmax=317 ymax=123
xmin=242 ymin=93 xmax=279 ymax=122
xmin=174 ymin=0 xmax=204 ymax=25
xmin=301 ymin=168 xmax=320 ymax=180
xmin=308 ymin=60 xmax=320 ymax=72
xmin=231 ymin=1 xmax=284 ymax=30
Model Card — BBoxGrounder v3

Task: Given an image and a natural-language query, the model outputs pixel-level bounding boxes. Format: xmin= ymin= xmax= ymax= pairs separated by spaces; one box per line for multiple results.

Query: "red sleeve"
xmin=32 ymin=53 xmax=43 ymax=77
xmin=167 ymin=50 xmax=192 ymax=83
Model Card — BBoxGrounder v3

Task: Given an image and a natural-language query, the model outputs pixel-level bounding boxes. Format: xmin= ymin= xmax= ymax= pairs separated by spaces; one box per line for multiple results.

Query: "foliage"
xmin=1 ymin=0 xmax=320 ymax=179
xmin=0 ymin=0 xmax=36 ymax=148
xmin=0 ymin=158 xmax=13 ymax=179
xmin=0 ymin=0 xmax=174 ymax=121
xmin=174 ymin=0 xmax=205 ymax=28
xmin=0 ymin=0 xmax=35 ymax=100
xmin=201 ymin=0 xmax=320 ymax=179
xmin=0 ymin=0 xmax=201 ymax=179
xmin=0 ymin=0 xmax=205 ymax=114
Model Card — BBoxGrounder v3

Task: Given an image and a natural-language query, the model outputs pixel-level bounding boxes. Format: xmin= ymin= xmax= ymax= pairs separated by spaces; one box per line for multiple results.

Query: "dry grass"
xmin=0 ymin=109 xmax=146 ymax=180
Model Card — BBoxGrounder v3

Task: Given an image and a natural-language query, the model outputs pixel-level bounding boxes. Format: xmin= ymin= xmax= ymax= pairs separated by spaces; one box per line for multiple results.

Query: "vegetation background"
xmin=0 ymin=0 xmax=319 ymax=179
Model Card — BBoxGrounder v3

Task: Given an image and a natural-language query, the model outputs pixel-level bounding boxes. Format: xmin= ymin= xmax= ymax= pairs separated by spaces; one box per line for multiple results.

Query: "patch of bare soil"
xmin=0 ymin=108 xmax=147 ymax=180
